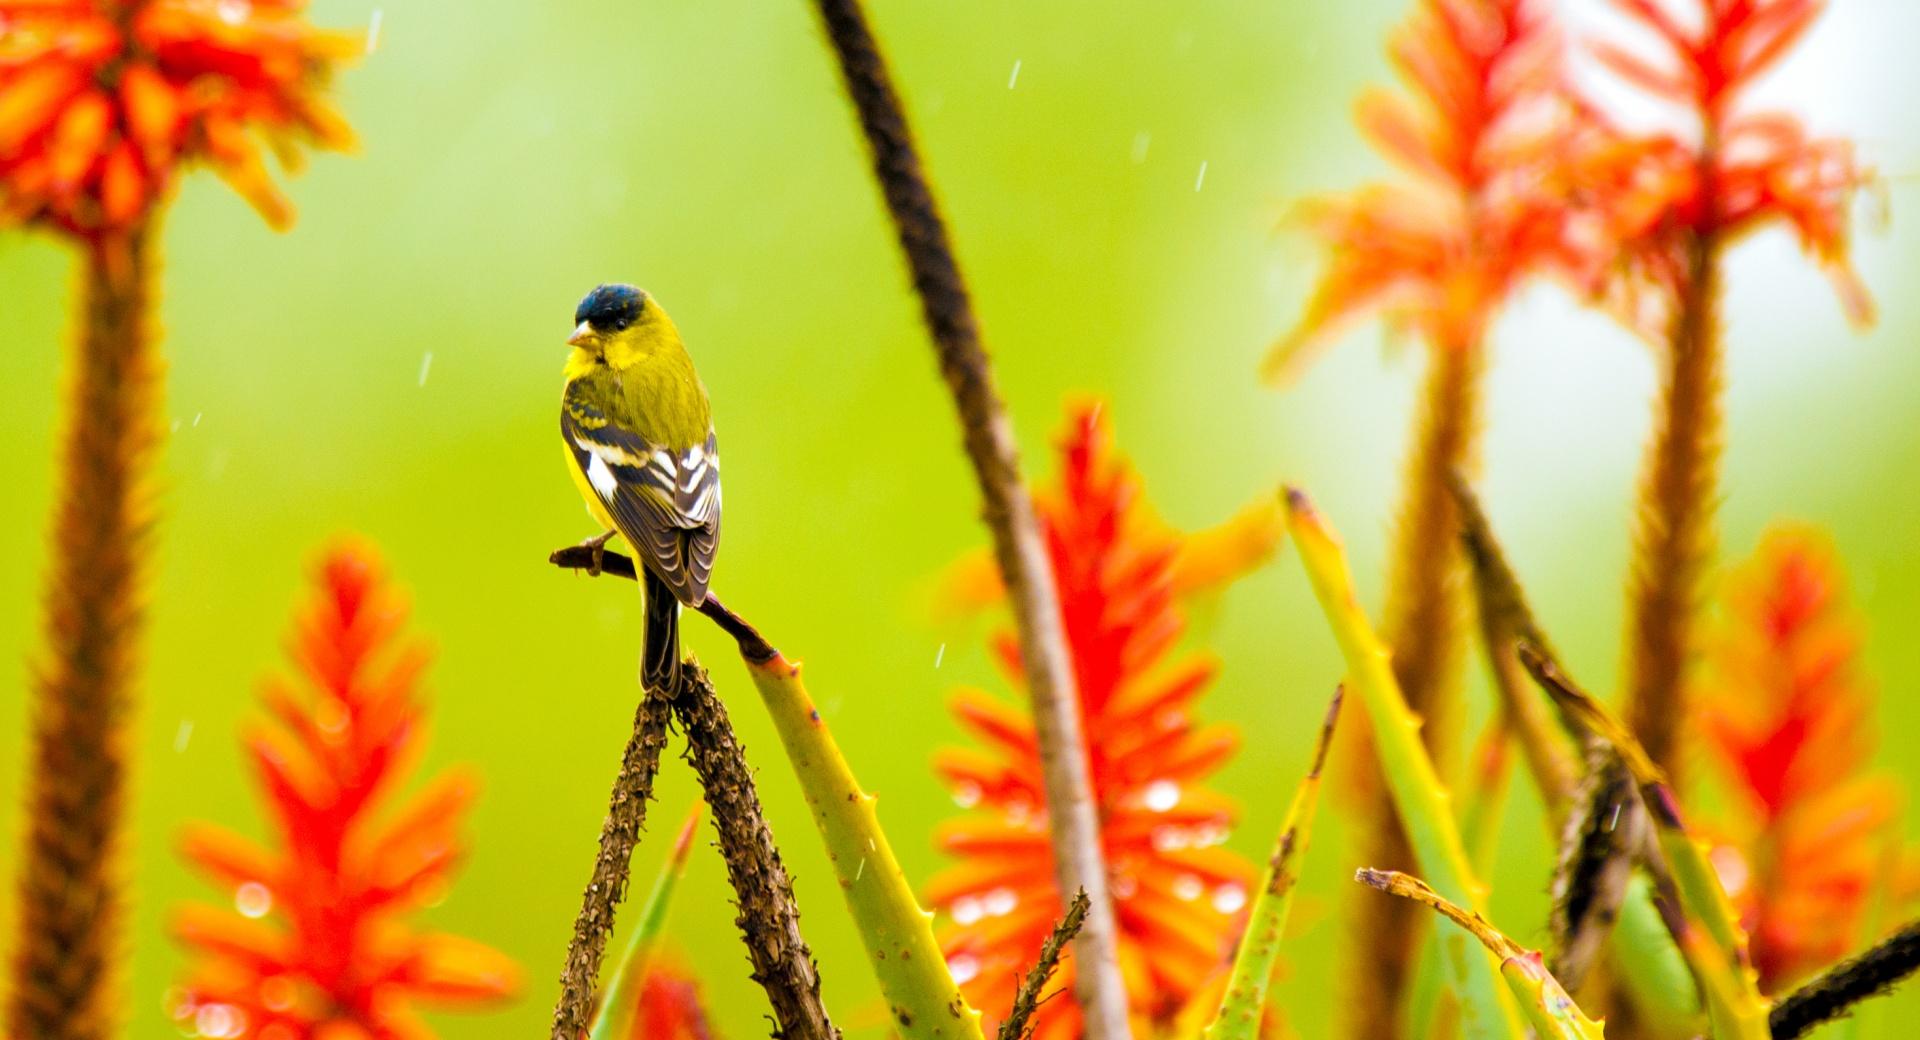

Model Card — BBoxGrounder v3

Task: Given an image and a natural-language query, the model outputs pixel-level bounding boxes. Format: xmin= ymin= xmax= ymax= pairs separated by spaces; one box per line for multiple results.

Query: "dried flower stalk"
xmin=550 ymin=692 xmax=676 ymax=1040
xmin=9 ymin=229 xmax=158 ymax=1040
xmin=800 ymin=2 xmax=1127 ymax=1036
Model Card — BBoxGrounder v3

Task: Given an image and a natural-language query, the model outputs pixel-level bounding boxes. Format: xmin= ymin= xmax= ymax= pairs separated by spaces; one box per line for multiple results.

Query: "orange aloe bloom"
xmin=170 ymin=544 xmax=518 ymax=1039
xmin=1265 ymin=0 xmax=1586 ymax=380
xmin=1698 ymin=527 xmax=1901 ymax=992
xmin=1580 ymin=0 xmax=1872 ymax=329
xmin=928 ymin=402 xmax=1265 ymax=1040
xmin=619 ymin=959 xmax=720 ymax=1040
xmin=0 ymin=0 xmax=357 ymax=236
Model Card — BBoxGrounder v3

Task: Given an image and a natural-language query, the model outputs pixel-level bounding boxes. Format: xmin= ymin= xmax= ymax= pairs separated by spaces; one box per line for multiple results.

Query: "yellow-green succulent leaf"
xmin=1199 ymin=688 xmax=1343 ymax=1040
xmin=1283 ymin=488 xmax=1525 ymax=1040
xmin=590 ymin=802 xmax=704 ymax=1040
xmin=744 ymin=653 xmax=984 ymax=1040
xmin=1358 ymin=870 xmax=1606 ymax=1040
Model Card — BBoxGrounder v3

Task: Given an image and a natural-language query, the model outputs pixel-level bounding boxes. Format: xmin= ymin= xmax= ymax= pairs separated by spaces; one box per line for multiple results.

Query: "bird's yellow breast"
xmin=563 ymin=440 xmax=620 ymax=534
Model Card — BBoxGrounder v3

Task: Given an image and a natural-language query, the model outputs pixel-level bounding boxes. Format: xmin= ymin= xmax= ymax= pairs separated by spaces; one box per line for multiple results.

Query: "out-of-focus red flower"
xmin=1266 ymin=0 xmax=1588 ymax=381
xmin=928 ymin=401 xmax=1262 ymax=1040
xmin=1699 ymin=527 xmax=1900 ymax=992
xmin=0 ymin=0 xmax=357 ymax=237
xmin=619 ymin=958 xmax=720 ymax=1040
xmin=170 ymin=544 xmax=518 ymax=1039
xmin=1579 ymin=0 xmax=1873 ymax=331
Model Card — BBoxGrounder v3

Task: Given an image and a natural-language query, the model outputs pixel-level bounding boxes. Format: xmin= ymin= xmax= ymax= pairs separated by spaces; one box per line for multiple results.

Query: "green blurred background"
xmin=3 ymin=0 xmax=1918 ymax=1036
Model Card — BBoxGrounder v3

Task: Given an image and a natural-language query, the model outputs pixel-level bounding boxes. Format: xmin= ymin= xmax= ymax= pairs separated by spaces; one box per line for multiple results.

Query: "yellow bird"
xmin=560 ymin=284 xmax=720 ymax=691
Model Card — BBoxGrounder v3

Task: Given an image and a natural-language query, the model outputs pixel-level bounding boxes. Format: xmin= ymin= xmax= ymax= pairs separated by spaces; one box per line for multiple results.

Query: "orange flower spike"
xmin=1698 ymin=527 xmax=1902 ymax=991
xmin=1266 ymin=0 xmax=1582 ymax=381
xmin=1589 ymin=0 xmax=1871 ymax=322
xmin=931 ymin=402 xmax=1258 ymax=1040
xmin=172 ymin=543 xmax=518 ymax=1039
xmin=0 ymin=0 xmax=358 ymax=238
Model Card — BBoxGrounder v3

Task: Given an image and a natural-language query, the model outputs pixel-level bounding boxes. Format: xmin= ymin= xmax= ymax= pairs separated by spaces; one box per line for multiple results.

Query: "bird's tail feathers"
xmin=642 ymin=568 xmax=682 ymax=693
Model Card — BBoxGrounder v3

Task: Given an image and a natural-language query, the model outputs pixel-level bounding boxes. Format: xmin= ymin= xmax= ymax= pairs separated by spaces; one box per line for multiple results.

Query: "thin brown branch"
xmin=999 ymin=889 xmax=1091 ymax=1040
xmin=674 ymin=665 xmax=838 ymax=1040
xmin=1448 ymin=470 xmax=1580 ymax=813
xmin=549 ymin=546 xmax=777 ymax=663
xmin=10 ymin=230 xmax=158 ymax=1040
xmin=800 ymin=1 xmax=1128 ymax=1035
xmin=1771 ymin=918 xmax=1920 ymax=1039
xmin=549 ymin=690 xmax=674 ymax=1040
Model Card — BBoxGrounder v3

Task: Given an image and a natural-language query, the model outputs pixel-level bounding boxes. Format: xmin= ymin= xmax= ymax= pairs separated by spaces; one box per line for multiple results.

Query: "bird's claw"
xmin=577 ymin=530 xmax=616 ymax=577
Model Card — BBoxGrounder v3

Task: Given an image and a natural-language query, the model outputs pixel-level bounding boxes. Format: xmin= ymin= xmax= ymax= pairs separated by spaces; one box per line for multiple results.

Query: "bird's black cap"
xmin=575 ymin=284 xmax=646 ymax=330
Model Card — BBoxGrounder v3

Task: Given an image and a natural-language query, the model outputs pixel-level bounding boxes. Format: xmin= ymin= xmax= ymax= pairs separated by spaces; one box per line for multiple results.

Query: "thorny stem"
xmin=999 ymin=890 xmax=1091 ymax=1040
xmin=9 ymin=230 xmax=159 ymax=1040
xmin=550 ymin=549 xmax=825 ymax=1036
xmin=674 ymin=666 xmax=840 ymax=1040
xmin=801 ymin=1 xmax=1129 ymax=1036
xmin=1624 ymin=217 xmax=1724 ymax=783
xmin=1448 ymin=471 xmax=1580 ymax=815
xmin=1770 ymin=919 xmax=1920 ymax=1039
xmin=549 ymin=692 xmax=675 ymax=1040
xmin=1349 ymin=337 xmax=1483 ymax=1038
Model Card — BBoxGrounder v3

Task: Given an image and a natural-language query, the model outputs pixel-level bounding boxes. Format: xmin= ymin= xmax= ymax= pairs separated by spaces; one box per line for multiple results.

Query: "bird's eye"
xmin=612 ymin=318 xmax=631 ymax=331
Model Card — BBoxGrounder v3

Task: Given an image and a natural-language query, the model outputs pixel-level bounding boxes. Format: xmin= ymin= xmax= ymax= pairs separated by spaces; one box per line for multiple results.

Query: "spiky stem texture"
xmin=8 ymin=230 xmax=159 ymax=1040
xmin=801 ymin=2 xmax=1127 ymax=1036
xmin=550 ymin=691 xmax=674 ymax=1040
xmin=1349 ymin=337 xmax=1482 ymax=1037
xmin=1770 ymin=919 xmax=1920 ymax=1040
xmin=1000 ymin=890 xmax=1090 ymax=1040
xmin=1624 ymin=226 xmax=1723 ymax=782
xmin=675 ymin=667 xmax=840 ymax=1040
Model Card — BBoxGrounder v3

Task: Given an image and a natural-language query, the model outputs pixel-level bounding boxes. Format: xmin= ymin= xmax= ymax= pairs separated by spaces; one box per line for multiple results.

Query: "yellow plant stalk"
xmin=1358 ymin=870 xmax=1606 ymax=1040
xmin=1199 ymin=688 xmax=1343 ymax=1040
xmin=590 ymin=803 xmax=704 ymax=1040
xmin=1282 ymin=488 xmax=1523 ymax=1040
xmin=1405 ymin=719 xmax=1517 ymax=1039
xmin=743 ymin=653 xmax=984 ymax=1040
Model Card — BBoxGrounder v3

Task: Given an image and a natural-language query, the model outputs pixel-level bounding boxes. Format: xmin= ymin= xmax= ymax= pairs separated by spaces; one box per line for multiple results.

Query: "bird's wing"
xmin=562 ymin=399 xmax=720 ymax=605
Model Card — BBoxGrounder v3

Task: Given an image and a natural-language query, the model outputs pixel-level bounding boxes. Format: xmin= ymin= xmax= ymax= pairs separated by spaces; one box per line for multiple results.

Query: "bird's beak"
xmin=567 ymin=321 xmax=596 ymax=347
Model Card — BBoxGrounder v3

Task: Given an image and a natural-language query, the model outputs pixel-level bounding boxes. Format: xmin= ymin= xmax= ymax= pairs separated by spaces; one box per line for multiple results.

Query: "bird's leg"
xmin=575 ymin=529 xmax=617 ymax=576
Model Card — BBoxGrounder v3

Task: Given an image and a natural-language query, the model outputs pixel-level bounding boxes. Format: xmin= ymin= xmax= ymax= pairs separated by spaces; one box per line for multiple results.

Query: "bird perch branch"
xmin=798 ymin=2 xmax=1129 ymax=1036
xmin=673 ymin=665 xmax=840 ymax=1040
xmin=548 ymin=689 xmax=674 ymax=1040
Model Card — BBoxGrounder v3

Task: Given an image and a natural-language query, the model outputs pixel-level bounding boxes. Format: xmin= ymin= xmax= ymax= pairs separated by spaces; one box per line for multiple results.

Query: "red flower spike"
xmin=1581 ymin=0 xmax=1873 ymax=329
xmin=0 ymin=0 xmax=358 ymax=238
xmin=1698 ymin=527 xmax=1903 ymax=992
xmin=1267 ymin=0 xmax=1591 ymax=381
xmin=172 ymin=543 xmax=519 ymax=1039
xmin=619 ymin=958 xmax=721 ymax=1040
xmin=929 ymin=402 xmax=1257 ymax=1040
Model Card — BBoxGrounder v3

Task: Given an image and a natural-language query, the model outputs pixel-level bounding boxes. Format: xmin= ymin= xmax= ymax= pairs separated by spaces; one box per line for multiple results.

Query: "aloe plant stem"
xmin=674 ymin=668 xmax=839 ymax=1040
xmin=799 ymin=2 xmax=1128 ymax=1036
xmin=1352 ymin=337 xmax=1482 ymax=1036
xmin=549 ymin=690 xmax=674 ymax=1040
xmin=1770 ymin=919 xmax=1920 ymax=1040
xmin=1000 ymin=891 xmax=1090 ymax=1040
xmin=1284 ymin=488 xmax=1524 ymax=1040
xmin=1624 ymin=223 xmax=1723 ymax=783
xmin=10 ymin=229 xmax=159 ymax=1040
xmin=742 ymin=652 xmax=982 ymax=1040
xmin=589 ymin=803 xmax=704 ymax=1040
xmin=1200 ymin=689 xmax=1342 ymax=1040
